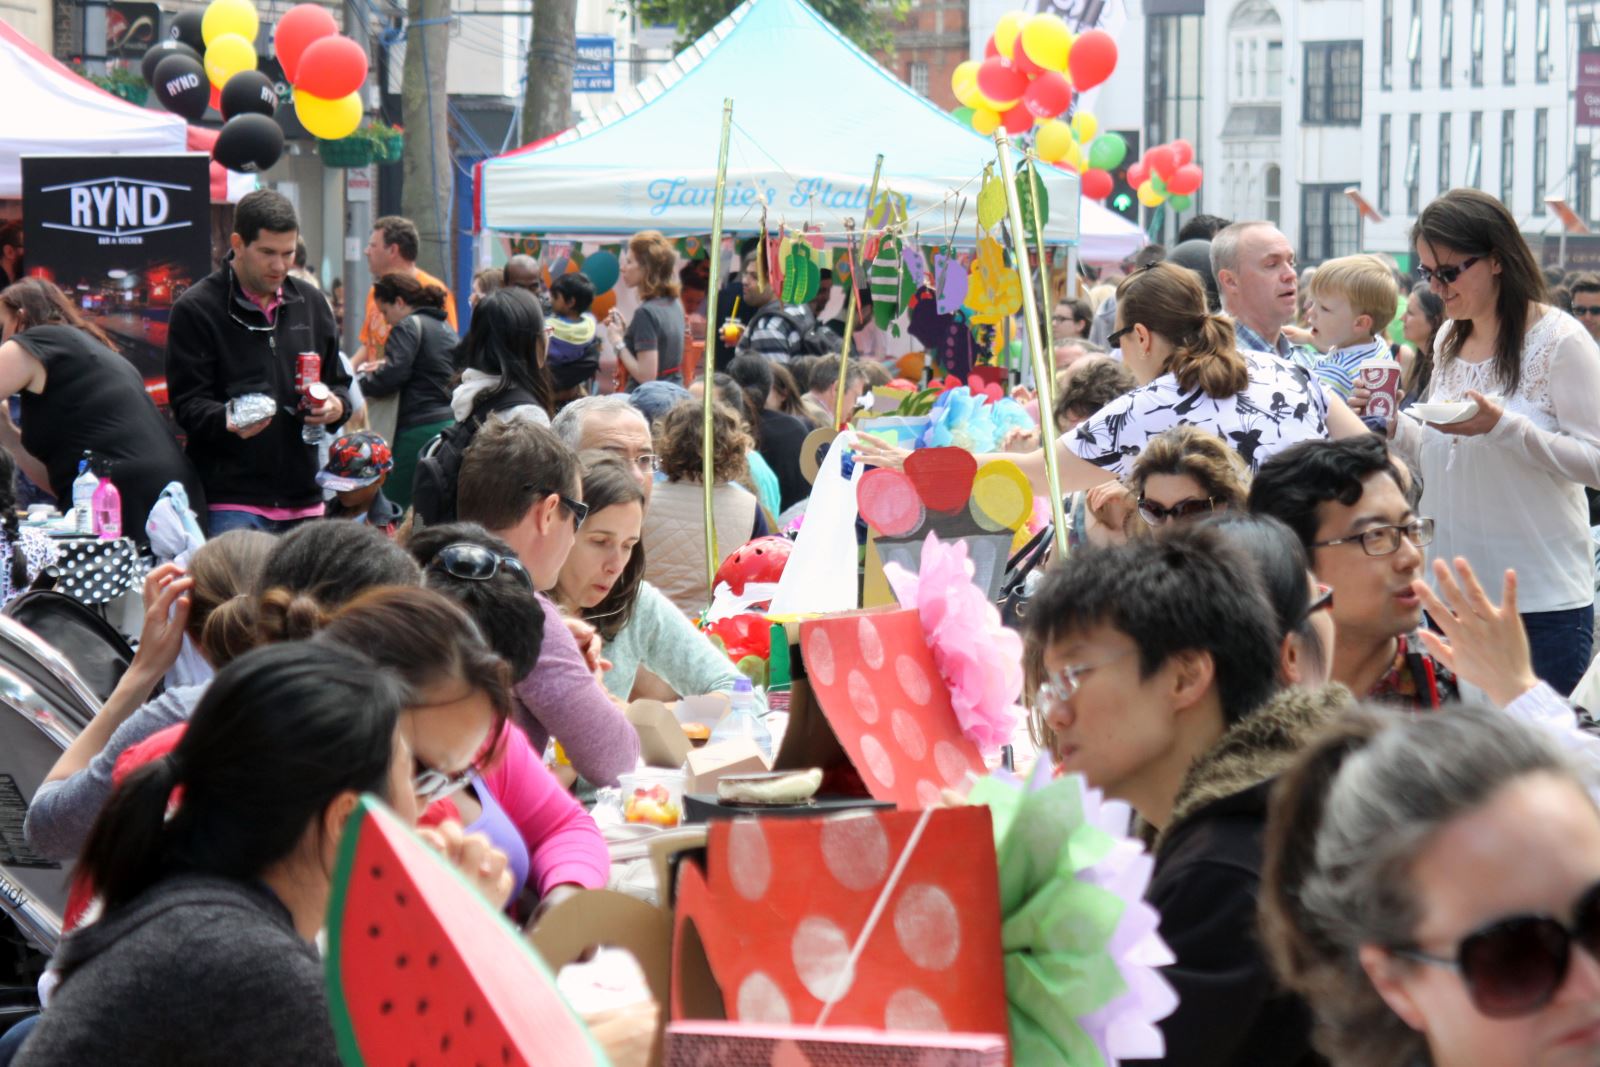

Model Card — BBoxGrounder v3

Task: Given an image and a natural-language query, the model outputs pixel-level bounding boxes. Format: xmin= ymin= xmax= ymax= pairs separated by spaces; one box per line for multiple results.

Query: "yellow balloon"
xmin=1071 ymin=111 xmax=1099 ymax=144
xmin=1063 ymin=139 xmax=1085 ymax=170
xmin=204 ymin=32 xmax=257 ymax=89
xmin=971 ymin=107 xmax=1002 ymax=135
xmin=994 ymin=11 xmax=1026 ymax=60
xmin=1019 ymin=13 xmax=1073 ymax=73
xmin=951 ymin=60 xmax=983 ymax=109
xmin=1036 ymin=119 xmax=1073 ymax=163
xmin=202 ymin=0 xmax=258 ymax=47
xmin=1138 ymin=180 xmax=1166 ymax=208
xmin=297 ymin=89 xmax=363 ymax=140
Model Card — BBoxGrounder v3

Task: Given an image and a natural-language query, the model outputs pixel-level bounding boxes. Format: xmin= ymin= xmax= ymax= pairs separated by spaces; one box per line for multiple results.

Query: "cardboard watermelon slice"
xmin=325 ymin=796 xmax=612 ymax=1067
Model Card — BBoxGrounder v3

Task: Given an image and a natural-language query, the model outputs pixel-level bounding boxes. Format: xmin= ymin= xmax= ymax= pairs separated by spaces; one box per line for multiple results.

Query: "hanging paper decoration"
xmin=909 ymin=289 xmax=978 ymax=380
xmin=976 ymin=170 xmax=1007 ymax=232
xmin=933 ymin=251 xmax=968 ymax=315
xmin=964 ymin=235 xmax=1021 ymax=326
xmin=780 ymin=240 xmax=822 ymax=305
xmin=870 ymin=233 xmax=915 ymax=333
xmin=868 ymin=189 xmax=909 ymax=231
xmin=1016 ymin=162 xmax=1050 ymax=232
xmin=902 ymin=242 xmax=929 ymax=285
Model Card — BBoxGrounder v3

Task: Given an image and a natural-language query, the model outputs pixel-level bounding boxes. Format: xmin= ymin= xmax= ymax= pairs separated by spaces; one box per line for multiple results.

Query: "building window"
xmin=1533 ymin=108 xmax=1547 ymax=214
xmin=1440 ymin=0 xmax=1454 ymax=88
xmin=1382 ymin=0 xmax=1394 ymax=89
xmin=1304 ymin=41 xmax=1363 ymax=125
xmin=1439 ymin=113 xmax=1452 ymax=194
xmin=1265 ymin=164 xmax=1281 ymax=225
xmin=1501 ymin=110 xmax=1516 ymax=209
xmin=1145 ymin=13 xmax=1203 ymax=240
xmin=1407 ymin=113 xmax=1422 ymax=214
xmin=1467 ymin=111 xmax=1483 ymax=187
xmin=1504 ymin=2 xmax=1517 ymax=84
xmin=1408 ymin=2 xmax=1423 ymax=88
xmin=1537 ymin=0 xmax=1552 ymax=82
xmin=1470 ymin=0 xmax=1484 ymax=86
xmin=1233 ymin=38 xmax=1246 ymax=98
xmin=1301 ymin=184 xmax=1361 ymax=263
xmin=1379 ymin=114 xmax=1393 ymax=214
xmin=1266 ymin=41 xmax=1283 ymax=98
xmin=908 ymin=61 xmax=929 ymax=96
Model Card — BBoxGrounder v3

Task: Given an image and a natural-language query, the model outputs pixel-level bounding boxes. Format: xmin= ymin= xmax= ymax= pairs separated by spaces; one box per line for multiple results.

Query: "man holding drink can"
xmin=166 ymin=190 xmax=351 ymax=534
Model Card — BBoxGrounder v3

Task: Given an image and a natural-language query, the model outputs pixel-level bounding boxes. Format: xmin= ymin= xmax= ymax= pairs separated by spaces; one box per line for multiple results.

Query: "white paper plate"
xmin=1410 ymin=400 xmax=1478 ymax=424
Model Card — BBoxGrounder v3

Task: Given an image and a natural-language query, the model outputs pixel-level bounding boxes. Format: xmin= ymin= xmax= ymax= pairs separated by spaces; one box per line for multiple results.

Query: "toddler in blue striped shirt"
xmin=1303 ymin=254 xmax=1400 ymax=407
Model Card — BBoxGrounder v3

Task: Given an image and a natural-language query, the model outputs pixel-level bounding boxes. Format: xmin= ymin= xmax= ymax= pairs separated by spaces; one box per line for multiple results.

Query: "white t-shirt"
xmin=1393 ymin=307 xmax=1600 ymax=613
xmin=1060 ymin=349 xmax=1331 ymax=479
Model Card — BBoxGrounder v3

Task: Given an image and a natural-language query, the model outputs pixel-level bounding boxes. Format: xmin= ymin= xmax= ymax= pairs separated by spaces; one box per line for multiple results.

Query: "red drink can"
xmin=295 ymin=352 xmax=321 ymax=396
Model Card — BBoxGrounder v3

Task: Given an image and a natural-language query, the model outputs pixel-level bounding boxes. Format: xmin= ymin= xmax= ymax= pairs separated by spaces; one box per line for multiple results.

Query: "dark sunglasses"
xmin=1107 ymin=324 xmax=1134 ymax=348
xmin=426 ymin=542 xmax=535 ymax=592
xmin=1416 ymin=255 xmax=1482 ymax=287
xmin=1393 ymin=880 xmax=1600 ymax=1018
xmin=1138 ymin=496 xmax=1215 ymax=526
xmin=528 ymin=487 xmax=589 ymax=528
xmin=1575 ymin=306 xmax=1600 ymax=317
xmin=412 ymin=755 xmax=476 ymax=804
xmin=1296 ymin=584 xmax=1334 ymax=626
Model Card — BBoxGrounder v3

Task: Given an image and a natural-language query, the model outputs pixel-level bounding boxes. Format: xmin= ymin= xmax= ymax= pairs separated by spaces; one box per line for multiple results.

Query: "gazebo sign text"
xmin=645 ymin=175 xmax=914 ymax=218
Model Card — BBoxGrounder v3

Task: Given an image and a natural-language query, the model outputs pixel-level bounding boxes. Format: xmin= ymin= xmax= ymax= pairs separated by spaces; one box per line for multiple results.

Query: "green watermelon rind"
xmin=323 ymin=794 xmax=615 ymax=1067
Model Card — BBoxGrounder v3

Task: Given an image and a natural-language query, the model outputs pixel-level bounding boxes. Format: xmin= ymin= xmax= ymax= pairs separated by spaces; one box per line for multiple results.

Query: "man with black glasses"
xmin=1569 ymin=273 xmax=1600 ymax=344
xmin=1248 ymin=434 xmax=1459 ymax=708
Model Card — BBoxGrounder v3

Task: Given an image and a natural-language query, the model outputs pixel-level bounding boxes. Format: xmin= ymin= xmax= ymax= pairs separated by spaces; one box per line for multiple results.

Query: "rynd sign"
xmin=38 ymin=176 xmax=194 ymax=243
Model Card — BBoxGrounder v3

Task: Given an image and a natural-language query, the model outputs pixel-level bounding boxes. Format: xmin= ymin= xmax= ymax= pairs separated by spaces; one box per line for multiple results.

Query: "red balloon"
xmin=1022 ymin=71 xmax=1072 ymax=118
xmin=1069 ymin=29 xmax=1118 ymax=91
xmin=1147 ymin=145 xmax=1178 ymax=181
xmin=1000 ymin=103 xmax=1034 ymax=135
xmin=273 ymin=3 xmax=339 ymax=84
xmin=984 ymin=34 xmax=999 ymax=59
xmin=1012 ymin=48 xmax=1045 ymax=78
xmin=1171 ymin=138 xmax=1195 ymax=168
xmin=1126 ymin=161 xmax=1149 ymax=187
xmin=1081 ymin=168 xmax=1114 ymax=200
xmin=977 ymin=57 xmax=1029 ymax=105
xmin=1167 ymin=163 xmax=1204 ymax=196
xmin=209 ymin=84 xmax=222 ymax=114
xmin=293 ymin=35 xmax=369 ymax=98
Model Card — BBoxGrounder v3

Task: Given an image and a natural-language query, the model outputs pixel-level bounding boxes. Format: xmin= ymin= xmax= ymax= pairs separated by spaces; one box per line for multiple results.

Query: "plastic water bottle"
xmin=709 ymin=677 xmax=772 ymax=761
xmin=71 ymin=453 xmax=99 ymax=535
xmin=91 ymin=469 xmax=122 ymax=540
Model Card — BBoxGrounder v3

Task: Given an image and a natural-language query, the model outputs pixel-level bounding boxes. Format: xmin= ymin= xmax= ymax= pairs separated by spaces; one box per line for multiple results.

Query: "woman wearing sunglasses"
xmin=1389 ymin=188 xmax=1600 ymax=696
xmin=1085 ymin=424 xmax=1253 ymax=542
xmin=1263 ymin=703 xmax=1600 ymax=1067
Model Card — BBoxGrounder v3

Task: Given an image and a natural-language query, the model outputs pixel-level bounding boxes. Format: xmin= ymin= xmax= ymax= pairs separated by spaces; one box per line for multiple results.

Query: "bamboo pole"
xmin=993 ymin=132 xmax=1069 ymax=559
xmin=834 ymin=154 xmax=885 ymax=427
xmin=702 ymin=99 xmax=734 ymax=601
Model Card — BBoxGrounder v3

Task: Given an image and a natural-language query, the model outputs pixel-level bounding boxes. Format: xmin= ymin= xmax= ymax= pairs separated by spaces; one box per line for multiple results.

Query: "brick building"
xmin=879 ymin=0 xmax=970 ymax=111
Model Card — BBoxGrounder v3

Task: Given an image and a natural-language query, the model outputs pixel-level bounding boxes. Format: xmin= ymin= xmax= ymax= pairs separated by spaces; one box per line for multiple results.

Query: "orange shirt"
xmin=359 ymin=266 xmax=458 ymax=357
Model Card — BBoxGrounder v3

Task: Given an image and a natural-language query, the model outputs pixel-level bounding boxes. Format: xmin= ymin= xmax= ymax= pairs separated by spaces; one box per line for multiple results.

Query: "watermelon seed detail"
xmin=464 ymin=1007 xmax=474 ymax=1026
xmin=417 ymin=998 xmax=429 ymax=1014
xmin=367 ymin=924 xmax=380 ymax=938
xmin=370 ymin=865 xmax=383 ymax=879
xmin=427 ymin=952 xmax=439 ymax=968
xmin=396 ymin=953 xmax=409 ymax=968
xmin=379 ymin=1000 xmax=392 ymax=1015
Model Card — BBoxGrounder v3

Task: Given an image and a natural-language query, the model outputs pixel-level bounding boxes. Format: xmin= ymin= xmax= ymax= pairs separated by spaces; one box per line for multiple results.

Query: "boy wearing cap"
xmin=318 ymin=431 xmax=402 ymax=535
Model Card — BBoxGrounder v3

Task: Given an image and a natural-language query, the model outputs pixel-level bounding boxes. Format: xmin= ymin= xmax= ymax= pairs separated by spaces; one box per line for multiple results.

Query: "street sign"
xmin=574 ymin=35 xmax=615 ymax=93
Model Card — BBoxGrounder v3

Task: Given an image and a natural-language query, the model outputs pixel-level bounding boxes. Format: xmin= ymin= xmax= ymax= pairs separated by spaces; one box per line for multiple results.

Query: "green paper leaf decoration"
xmin=977 ymin=171 xmax=1007 ymax=231
xmin=1017 ymin=162 xmax=1051 ymax=232
xmin=780 ymin=241 xmax=821 ymax=305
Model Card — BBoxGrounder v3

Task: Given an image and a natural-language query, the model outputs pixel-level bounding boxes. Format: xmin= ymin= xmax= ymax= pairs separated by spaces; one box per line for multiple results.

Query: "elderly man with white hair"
xmin=551 ymin=395 xmax=657 ymax=503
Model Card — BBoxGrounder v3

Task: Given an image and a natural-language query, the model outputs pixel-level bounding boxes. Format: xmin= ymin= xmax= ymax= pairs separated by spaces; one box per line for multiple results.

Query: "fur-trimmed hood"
xmin=1155 ymin=683 xmax=1355 ymax=851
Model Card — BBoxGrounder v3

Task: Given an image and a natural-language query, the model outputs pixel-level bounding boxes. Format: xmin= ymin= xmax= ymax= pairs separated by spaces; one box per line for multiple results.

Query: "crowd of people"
xmin=0 ymin=175 xmax=1597 ymax=1067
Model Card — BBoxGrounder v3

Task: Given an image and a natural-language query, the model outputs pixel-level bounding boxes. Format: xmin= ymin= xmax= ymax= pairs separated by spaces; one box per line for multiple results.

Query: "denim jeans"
xmin=206 ymin=509 xmax=316 ymax=536
xmin=1521 ymin=604 xmax=1595 ymax=697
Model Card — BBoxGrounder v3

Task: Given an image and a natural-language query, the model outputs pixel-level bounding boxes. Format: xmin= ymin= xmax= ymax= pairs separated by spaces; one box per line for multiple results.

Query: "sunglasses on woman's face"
xmin=1393 ymin=880 xmax=1600 ymax=1018
xmin=1415 ymin=255 xmax=1482 ymax=287
xmin=1138 ymin=496 xmax=1215 ymax=526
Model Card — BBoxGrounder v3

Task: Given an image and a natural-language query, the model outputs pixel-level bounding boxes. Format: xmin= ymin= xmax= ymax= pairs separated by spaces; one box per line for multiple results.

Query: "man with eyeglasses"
xmin=1569 ymin=273 xmax=1600 ymax=343
xmin=1249 ymin=434 xmax=1459 ymax=709
xmin=1026 ymin=524 xmax=1321 ymax=1066
xmin=552 ymin=395 xmax=658 ymax=503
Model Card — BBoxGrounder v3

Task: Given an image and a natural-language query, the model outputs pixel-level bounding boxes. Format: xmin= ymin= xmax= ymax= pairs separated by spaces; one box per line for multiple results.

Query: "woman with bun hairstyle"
xmin=857 ymin=263 xmax=1368 ymax=491
xmin=1262 ymin=704 xmax=1600 ymax=1067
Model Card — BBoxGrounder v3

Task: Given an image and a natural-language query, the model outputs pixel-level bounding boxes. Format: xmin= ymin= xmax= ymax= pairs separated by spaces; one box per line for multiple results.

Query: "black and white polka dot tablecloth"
xmin=47 ymin=537 xmax=145 ymax=606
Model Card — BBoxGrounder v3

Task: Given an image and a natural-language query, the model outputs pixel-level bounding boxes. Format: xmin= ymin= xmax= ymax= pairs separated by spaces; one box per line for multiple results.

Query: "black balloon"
xmin=140 ymin=38 xmax=200 ymax=85
xmin=167 ymin=9 xmax=205 ymax=53
xmin=221 ymin=70 xmax=279 ymax=120
xmin=152 ymin=53 xmax=209 ymax=122
xmin=213 ymin=113 xmax=284 ymax=174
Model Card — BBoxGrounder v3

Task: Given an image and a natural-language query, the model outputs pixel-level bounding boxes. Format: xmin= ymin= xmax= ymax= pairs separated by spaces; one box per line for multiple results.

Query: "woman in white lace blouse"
xmin=1391 ymin=188 xmax=1600 ymax=695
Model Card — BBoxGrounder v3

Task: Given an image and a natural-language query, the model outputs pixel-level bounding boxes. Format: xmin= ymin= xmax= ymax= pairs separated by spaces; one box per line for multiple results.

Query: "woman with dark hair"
xmin=13 ymin=642 xmax=408 ymax=1066
xmin=0 ymin=278 xmax=205 ymax=541
xmin=1261 ymin=703 xmax=1600 ymax=1067
xmin=359 ymin=272 xmax=458 ymax=510
xmin=1391 ymin=187 xmax=1600 ymax=694
xmin=0 ymin=446 xmax=55 ymax=602
xmin=768 ymin=361 xmax=815 ymax=424
xmin=1397 ymin=282 xmax=1445 ymax=407
xmin=605 ymin=229 xmax=685 ymax=387
xmin=1206 ymin=512 xmax=1337 ymax=690
xmin=554 ymin=456 xmax=756 ymax=704
xmin=731 ymin=354 xmax=813 ymax=512
xmin=450 ymin=286 xmax=554 ymax=427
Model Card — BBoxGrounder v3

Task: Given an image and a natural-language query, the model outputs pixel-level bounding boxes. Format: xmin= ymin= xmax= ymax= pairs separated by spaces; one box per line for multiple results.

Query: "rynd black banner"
xmin=20 ymin=154 xmax=211 ymax=404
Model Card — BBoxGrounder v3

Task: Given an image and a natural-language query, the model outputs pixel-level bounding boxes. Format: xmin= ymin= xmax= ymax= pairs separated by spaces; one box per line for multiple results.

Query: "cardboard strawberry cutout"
xmin=325 ymin=796 xmax=612 ymax=1067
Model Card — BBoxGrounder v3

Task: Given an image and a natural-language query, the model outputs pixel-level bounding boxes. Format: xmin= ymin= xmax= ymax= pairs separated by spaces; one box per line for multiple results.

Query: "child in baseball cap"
xmin=318 ymin=430 xmax=403 ymax=535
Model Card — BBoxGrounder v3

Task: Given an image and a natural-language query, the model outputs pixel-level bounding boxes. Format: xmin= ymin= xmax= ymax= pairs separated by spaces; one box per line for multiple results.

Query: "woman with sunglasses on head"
xmin=403 ymin=522 xmax=641 ymax=790
xmin=1085 ymin=424 xmax=1253 ymax=543
xmin=1262 ymin=703 xmax=1600 ymax=1067
xmin=855 ymin=263 xmax=1368 ymax=496
xmin=313 ymin=587 xmax=607 ymax=916
xmin=1387 ymin=188 xmax=1600 ymax=696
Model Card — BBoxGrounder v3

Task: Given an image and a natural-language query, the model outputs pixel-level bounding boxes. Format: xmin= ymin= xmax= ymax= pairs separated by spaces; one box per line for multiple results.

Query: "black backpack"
xmin=742 ymin=304 xmax=840 ymax=359
xmin=410 ymin=387 xmax=542 ymax=527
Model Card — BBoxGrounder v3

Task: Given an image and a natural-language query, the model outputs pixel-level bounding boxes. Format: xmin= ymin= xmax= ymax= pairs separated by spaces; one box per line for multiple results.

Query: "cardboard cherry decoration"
xmin=273 ymin=3 xmax=339 ymax=84
xmin=858 ymin=468 xmax=926 ymax=538
xmin=220 ymin=69 xmax=279 ymax=120
xmin=213 ymin=113 xmax=285 ymax=173
xmin=294 ymin=35 xmax=369 ymax=100
xmin=904 ymin=448 xmax=978 ymax=515
xmin=151 ymin=52 xmax=210 ymax=122
xmin=140 ymin=38 xmax=201 ymax=85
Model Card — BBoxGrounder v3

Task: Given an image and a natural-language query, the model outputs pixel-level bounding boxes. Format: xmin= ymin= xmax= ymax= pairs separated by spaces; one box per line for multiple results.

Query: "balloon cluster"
xmin=274 ymin=4 xmax=368 ymax=141
xmin=1127 ymin=139 xmax=1203 ymax=211
xmin=948 ymin=13 xmax=1118 ymax=139
xmin=1033 ymin=110 xmax=1124 ymax=201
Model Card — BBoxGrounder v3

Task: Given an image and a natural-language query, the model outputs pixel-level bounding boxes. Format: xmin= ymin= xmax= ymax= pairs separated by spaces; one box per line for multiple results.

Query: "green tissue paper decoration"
xmin=780 ymin=240 xmax=822 ymax=305
xmin=869 ymin=232 xmax=915 ymax=334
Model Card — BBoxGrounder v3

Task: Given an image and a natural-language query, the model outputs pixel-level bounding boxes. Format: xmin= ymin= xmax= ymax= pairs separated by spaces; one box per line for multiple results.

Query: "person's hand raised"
xmin=1413 ymin=556 xmax=1539 ymax=707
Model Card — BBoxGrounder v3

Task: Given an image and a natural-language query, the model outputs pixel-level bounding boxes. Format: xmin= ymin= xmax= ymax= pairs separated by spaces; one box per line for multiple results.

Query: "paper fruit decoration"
xmin=714 ymin=536 xmax=793 ymax=596
xmin=867 ymin=189 xmax=909 ymax=231
xmin=908 ymin=290 xmax=979 ymax=380
xmin=933 ymin=251 xmax=969 ymax=315
xmin=976 ymin=171 xmax=1007 ymax=232
xmin=326 ymin=796 xmax=612 ymax=1066
xmin=964 ymin=235 xmax=1022 ymax=325
xmin=1016 ymin=162 xmax=1050 ymax=232
xmin=672 ymin=807 xmax=1009 ymax=1038
xmin=869 ymin=234 xmax=915 ymax=332
xmin=780 ymin=240 xmax=822 ymax=305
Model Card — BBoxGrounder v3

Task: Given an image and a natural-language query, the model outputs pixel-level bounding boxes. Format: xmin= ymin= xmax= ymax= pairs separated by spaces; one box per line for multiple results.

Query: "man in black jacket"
xmin=166 ymin=190 xmax=350 ymax=534
xmin=1027 ymin=526 xmax=1324 ymax=1067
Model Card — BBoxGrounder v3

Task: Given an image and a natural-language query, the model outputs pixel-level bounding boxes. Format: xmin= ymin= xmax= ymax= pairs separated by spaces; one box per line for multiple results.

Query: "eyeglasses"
xmin=1107 ymin=324 xmax=1134 ymax=348
xmin=1416 ymin=256 xmax=1482 ymax=287
xmin=601 ymin=447 xmax=661 ymax=475
xmin=426 ymin=542 xmax=535 ymax=592
xmin=1575 ymin=306 xmax=1600 ymax=317
xmin=1296 ymin=584 xmax=1335 ymax=627
xmin=1312 ymin=518 xmax=1434 ymax=557
xmin=1036 ymin=647 xmax=1136 ymax=707
xmin=1392 ymin=880 xmax=1600 ymax=1019
xmin=412 ymin=755 xmax=476 ymax=804
xmin=1138 ymin=496 xmax=1216 ymax=526
xmin=524 ymin=487 xmax=589 ymax=528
